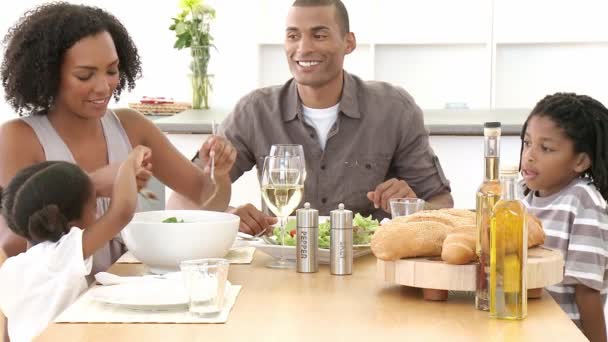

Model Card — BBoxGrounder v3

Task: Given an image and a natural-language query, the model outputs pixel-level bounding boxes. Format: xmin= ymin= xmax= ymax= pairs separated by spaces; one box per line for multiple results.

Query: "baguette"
xmin=441 ymin=231 xmax=476 ymax=265
xmin=371 ymin=209 xmax=546 ymax=263
xmin=397 ymin=210 xmax=474 ymax=229
xmin=527 ymin=213 xmax=545 ymax=247
xmin=371 ymin=221 xmax=451 ymax=261
xmin=441 ymin=213 xmax=545 ymax=264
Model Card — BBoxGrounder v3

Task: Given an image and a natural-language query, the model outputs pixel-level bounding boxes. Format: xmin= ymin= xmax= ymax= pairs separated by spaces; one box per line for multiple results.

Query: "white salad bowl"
xmin=121 ymin=210 xmax=239 ymax=274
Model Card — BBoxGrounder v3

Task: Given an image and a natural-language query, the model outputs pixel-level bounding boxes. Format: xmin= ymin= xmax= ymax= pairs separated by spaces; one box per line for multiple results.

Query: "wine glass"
xmin=269 ymin=144 xmax=306 ymax=181
xmin=260 ymin=155 xmax=305 ymax=269
xmin=269 ymin=144 xmax=304 ymax=160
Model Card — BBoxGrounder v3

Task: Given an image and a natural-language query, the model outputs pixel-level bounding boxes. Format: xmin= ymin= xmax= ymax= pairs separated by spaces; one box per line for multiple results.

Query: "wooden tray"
xmin=128 ymin=102 xmax=192 ymax=115
xmin=377 ymin=247 xmax=564 ymax=300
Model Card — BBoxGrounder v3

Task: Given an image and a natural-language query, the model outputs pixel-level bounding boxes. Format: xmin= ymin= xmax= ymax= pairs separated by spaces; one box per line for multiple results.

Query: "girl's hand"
xmin=198 ymin=136 xmax=237 ymax=177
xmin=129 ymin=146 xmax=153 ymax=190
xmin=90 ymin=163 xmax=120 ymax=197
xmin=90 ymin=147 xmax=153 ymax=196
xmin=84 ymin=146 xmax=153 ymax=259
xmin=129 ymin=145 xmax=152 ymax=171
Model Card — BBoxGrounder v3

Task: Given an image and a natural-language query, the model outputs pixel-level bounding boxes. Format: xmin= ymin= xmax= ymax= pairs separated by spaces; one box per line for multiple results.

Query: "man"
xmin=169 ymin=0 xmax=453 ymax=235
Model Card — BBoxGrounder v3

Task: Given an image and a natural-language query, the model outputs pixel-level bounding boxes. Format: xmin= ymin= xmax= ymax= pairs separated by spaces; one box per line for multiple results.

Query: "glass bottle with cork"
xmin=475 ymin=122 xmax=502 ymax=311
xmin=490 ymin=166 xmax=527 ymax=320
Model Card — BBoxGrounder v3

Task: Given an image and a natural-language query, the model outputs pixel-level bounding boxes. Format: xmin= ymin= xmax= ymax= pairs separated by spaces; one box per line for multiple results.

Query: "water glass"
xmin=389 ymin=198 xmax=425 ymax=218
xmin=180 ymin=258 xmax=230 ymax=315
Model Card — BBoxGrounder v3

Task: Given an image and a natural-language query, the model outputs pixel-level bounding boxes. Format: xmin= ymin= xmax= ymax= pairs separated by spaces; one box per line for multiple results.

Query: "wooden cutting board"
xmin=377 ymin=247 xmax=564 ymax=299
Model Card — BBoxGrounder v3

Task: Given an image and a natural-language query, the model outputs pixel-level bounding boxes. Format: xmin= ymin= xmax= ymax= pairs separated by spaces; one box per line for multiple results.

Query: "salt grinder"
xmin=296 ymin=202 xmax=319 ymax=273
xmin=330 ymin=203 xmax=353 ymax=275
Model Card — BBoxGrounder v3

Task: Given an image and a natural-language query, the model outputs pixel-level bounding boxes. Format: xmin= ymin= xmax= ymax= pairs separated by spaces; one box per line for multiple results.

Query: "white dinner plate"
xmin=90 ymin=280 xmax=189 ymax=310
xmin=253 ymin=243 xmax=372 ymax=264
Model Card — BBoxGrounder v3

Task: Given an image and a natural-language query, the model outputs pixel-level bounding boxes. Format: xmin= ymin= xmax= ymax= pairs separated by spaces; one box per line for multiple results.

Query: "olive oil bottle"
xmin=489 ymin=168 xmax=527 ymax=320
xmin=475 ymin=122 xmax=502 ymax=311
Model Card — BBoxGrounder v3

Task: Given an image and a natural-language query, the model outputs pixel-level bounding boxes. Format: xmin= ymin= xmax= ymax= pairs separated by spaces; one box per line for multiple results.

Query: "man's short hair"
xmin=292 ymin=0 xmax=350 ymax=35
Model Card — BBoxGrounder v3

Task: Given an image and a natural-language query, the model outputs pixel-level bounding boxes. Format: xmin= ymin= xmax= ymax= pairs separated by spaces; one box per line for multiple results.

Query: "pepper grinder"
xmin=330 ymin=203 xmax=353 ymax=275
xmin=296 ymin=202 xmax=319 ymax=273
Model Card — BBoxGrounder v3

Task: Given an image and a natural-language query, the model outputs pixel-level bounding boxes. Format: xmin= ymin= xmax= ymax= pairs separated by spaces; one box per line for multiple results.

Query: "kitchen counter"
xmin=149 ymin=108 xmax=530 ymax=136
xmin=37 ymin=253 xmax=586 ymax=341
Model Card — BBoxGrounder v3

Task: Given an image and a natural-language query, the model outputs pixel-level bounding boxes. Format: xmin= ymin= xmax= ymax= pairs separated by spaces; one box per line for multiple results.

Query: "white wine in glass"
xmin=260 ymin=155 xmax=304 ymax=269
xmin=261 ymin=184 xmax=303 ymax=218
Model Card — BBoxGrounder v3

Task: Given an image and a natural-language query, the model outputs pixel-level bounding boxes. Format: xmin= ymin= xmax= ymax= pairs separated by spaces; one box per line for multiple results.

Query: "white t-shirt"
xmin=0 ymin=227 xmax=93 ymax=342
xmin=302 ymin=103 xmax=340 ymax=150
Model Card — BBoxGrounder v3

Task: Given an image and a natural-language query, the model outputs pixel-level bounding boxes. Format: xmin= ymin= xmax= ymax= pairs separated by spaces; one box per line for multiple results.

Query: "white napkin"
xmin=224 ymin=246 xmax=256 ymax=264
xmin=94 ymin=271 xmax=182 ymax=285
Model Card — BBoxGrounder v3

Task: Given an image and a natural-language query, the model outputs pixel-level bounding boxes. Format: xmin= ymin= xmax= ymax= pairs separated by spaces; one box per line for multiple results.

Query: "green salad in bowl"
xmin=162 ymin=217 xmax=185 ymax=223
xmin=271 ymin=213 xmax=379 ymax=248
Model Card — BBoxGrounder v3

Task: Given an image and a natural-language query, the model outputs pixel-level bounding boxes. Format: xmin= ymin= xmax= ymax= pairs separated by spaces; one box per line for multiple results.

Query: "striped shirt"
xmin=521 ymin=178 xmax=608 ymax=327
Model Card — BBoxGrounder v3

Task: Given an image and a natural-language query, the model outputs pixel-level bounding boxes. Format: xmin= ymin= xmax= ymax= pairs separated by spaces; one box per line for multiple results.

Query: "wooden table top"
xmin=37 ymin=252 xmax=587 ymax=342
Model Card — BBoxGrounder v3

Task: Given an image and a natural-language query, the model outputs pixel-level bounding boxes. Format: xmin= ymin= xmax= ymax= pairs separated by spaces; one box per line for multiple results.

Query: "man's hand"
xmin=229 ymin=204 xmax=277 ymax=236
xmin=367 ymin=178 xmax=417 ymax=213
xmin=199 ymin=136 xmax=237 ymax=176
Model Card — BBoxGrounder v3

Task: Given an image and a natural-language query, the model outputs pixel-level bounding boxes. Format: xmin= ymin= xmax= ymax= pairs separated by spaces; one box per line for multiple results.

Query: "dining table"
xmin=36 ymin=251 xmax=588 ymax=341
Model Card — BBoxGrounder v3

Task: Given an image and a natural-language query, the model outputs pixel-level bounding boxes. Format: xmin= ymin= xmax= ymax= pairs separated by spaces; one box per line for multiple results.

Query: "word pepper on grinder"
xmin=296 ymin=202 xmax=319 ymax=273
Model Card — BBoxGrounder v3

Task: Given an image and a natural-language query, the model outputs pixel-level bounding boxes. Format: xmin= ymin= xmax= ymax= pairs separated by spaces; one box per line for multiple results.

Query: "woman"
xmin=0 ymin=2 xmax=236 ymax=272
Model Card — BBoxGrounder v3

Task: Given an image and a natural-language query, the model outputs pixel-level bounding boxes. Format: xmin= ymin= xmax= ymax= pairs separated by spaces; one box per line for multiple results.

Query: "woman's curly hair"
xmin=1 ymin=2 xmax=142 ymax=115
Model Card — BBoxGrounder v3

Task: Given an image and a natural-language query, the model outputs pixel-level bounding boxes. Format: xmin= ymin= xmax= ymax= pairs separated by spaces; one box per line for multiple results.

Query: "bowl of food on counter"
xmin=121 ymin=210 xmax=239 ymax=274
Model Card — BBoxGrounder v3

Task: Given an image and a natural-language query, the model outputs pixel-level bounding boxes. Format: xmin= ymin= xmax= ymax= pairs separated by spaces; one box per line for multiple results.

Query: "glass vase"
xmin=190 ymin=44 xmax=212 ymax=109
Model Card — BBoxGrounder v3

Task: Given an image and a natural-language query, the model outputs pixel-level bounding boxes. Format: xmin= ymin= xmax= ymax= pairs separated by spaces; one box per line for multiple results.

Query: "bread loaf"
xmin=440 ymin=208 xmax=477 ymax=220
xmin=371 ymin=208 xmax=546 ymax=263
xmin=441 ymin=213 xmax=545 ymax=264
xmin=441 ymin=230 xmax=476 ymax=265
xmin=527 ymin=214 xmax=545 ymax=247
xmin=371 ymin=220 xmax=451 ymax=260
xmin=397 ymin=210 xmax=474 ymax=229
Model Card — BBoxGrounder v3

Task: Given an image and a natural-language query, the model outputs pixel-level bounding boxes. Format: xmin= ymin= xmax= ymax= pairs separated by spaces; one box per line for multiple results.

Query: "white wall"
xmin=2 ymin=0 xmax=608 ymax=123
xmin=0 ymin=0 xmax=262 ymax=122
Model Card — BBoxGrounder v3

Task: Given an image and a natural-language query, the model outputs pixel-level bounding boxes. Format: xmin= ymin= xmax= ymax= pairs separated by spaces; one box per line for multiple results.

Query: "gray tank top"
xmin=20 ymin=110 xmax=132 ymax=276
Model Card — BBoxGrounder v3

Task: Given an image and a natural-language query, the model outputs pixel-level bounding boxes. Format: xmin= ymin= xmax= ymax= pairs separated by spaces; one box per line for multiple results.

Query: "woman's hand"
xmin=198 ymin=135 xmax=237 ymax=177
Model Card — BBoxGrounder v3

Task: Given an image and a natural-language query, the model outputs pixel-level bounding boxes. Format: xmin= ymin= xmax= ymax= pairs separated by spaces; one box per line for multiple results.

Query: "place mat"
xmin=55 ymin=285 xmax=241 ymax=324
xmin=116 ymin=247 xmax=256 ymax=265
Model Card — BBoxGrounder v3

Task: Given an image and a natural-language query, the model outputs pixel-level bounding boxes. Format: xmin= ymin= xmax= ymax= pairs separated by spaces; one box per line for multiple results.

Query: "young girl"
xmin=0 ymin=146 xmax=150 ymax=342
xmin=520 ymin=93 xmax=608 ymax=342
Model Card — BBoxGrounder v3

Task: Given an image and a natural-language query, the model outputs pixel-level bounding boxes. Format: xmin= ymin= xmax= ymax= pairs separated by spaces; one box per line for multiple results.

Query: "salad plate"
xmin=253 ymin=243 xmax=371 ymax=264
xmin=252 ymin=214 xmax=379 ymax=263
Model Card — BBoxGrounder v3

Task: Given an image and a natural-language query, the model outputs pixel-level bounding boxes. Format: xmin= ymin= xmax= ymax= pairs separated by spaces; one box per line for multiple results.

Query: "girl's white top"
xmin=0 ymin=227 xmax=92 ymax=341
